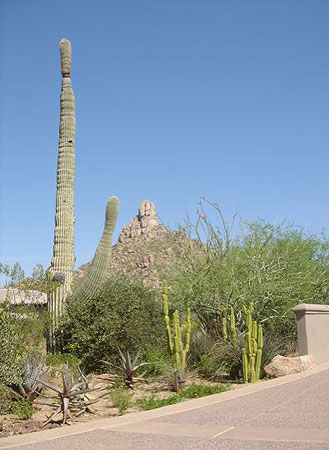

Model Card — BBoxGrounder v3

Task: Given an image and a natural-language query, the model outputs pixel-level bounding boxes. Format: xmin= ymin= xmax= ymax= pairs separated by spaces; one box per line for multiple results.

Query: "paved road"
xmin=1 ymin=364 xmax=329 ymax=450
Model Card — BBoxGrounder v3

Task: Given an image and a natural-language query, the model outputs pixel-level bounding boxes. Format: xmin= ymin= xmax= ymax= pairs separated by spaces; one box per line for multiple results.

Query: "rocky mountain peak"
xmin=118 ymin=200 xmax=166 ymax=243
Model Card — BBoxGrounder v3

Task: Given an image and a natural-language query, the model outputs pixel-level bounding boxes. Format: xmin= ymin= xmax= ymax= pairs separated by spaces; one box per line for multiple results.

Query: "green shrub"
xmin=61 ymin=276 xmax=166 ymax=373
xmin=137 ymin=383 xmax=228 ymax=410
xmin=180 ymin=382 xmax=228 ymax=398
xmin=0 ymin=385 xmax=34 ymax=419
xmin=45 ymin=353 xmax=81 ymax=378
xmin=0 ymin=385 xmax=13 ymax=414
xmin=141 ymin=345 xmax=171 ymax=378
xmin=169 ymin=201 xmax=329 ymax=350
xmin=10 ymin=396 xmax=34 ymax=420
xmin=109 ymin=387 xmax=132 ymax=414
xmin=137 ymin=394 xmax=180 ymax=410
xmin=0 ymin=303 xmax=26 ymax=385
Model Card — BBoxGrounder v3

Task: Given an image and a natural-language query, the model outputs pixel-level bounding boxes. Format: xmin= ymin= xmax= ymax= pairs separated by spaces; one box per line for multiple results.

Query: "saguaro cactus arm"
xmin=71 ymin=196 xmax=119 ymax=301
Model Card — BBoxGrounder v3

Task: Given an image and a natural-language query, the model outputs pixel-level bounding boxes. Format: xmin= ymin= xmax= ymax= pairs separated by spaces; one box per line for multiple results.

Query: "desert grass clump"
xmin=108 ymin=387 xmax=132 ymax=414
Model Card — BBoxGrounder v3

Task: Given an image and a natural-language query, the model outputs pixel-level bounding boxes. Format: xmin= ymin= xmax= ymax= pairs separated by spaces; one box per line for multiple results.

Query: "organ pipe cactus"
xmin=220 ymin=306 xmax=228 ymax=340
xmin=219 ymin=305 xmax=237 ymax=344
xmin=47 ymin=39 xmax=119 ymax=352
xmin=242 ymin=303 xmax=263 ymax=383
xmin=230 ymin=306 xmax=238 ymax=345
xmin=162 ymin=280 xmax=191 ymax=391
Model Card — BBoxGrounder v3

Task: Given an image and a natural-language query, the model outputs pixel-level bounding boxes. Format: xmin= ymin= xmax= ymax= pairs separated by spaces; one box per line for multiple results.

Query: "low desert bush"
xmin=109 ymin=387 xmax=132 ymax=414
xmin=0 ymin=385 xmax=34 ymax=419
xmin=60 ymin=276 xmax=166 ymax=373
xmin=0 ymin=302 xmax=27 ymax=386
xmin=137 ymin=383 xmax=228 ymax=410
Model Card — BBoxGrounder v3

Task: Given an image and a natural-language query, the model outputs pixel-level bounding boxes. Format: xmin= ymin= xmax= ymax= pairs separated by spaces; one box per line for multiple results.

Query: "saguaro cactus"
xmin=162 ymin=280 xmax=191 ymax=391
xmin=47 ymin=39 xmax=119 ymax=352
xmin=47 ymin=39 xmax=76 ymax=352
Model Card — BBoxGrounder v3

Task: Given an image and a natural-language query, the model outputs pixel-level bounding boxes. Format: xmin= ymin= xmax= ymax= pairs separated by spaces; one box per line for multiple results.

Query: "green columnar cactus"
xmin=47 ymin=39 xmax=76 ymax=352
xmin=221 ymin=306 xmax=228 ymax=340
xmin=47 ymin=39 xmax=119 ymax=352
xmin=161 ymin=281 xmax=191 ymax=390
xmin=219 ymin=305 xmax=237 ymax=344
xmin=230 ymin=306 xmax=237 ymax=345
xmin=242 ymin=303 xmax=263 ymax=383
xmin=162 ymin=280 xmax=173 ymax=354
xmin=71 ymin=196 xmax=119 ymax=301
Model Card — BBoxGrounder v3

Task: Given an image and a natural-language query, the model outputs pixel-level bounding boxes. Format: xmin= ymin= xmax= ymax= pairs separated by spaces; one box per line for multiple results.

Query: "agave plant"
xmin=101 ymin=349 xmax=157 ymax=389
xmin=8 ymin=358 xmax=49 ymax=404
xmin=37 ymin=362 xmax=106 ymax=425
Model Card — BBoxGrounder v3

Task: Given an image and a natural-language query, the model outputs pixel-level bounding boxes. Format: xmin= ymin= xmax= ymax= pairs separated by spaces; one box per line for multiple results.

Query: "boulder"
xmin=264 ymin=354 xmax=316 ymax=378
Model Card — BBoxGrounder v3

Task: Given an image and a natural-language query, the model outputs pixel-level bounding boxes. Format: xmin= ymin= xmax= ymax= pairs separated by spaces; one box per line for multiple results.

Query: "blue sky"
xmin=0 ymin=0 xmax=329 ymax=277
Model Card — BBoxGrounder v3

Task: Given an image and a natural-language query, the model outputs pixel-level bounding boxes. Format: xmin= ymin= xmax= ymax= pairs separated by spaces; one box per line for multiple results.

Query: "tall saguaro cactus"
xmin=47 ymin=39 xmax=119 ymax=352
xmin=47 ymin=39 xmax=76 ymax=352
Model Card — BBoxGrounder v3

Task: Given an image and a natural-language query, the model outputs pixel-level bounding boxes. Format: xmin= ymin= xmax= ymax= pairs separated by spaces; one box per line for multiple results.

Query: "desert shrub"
xmin=0 ymin=262 xmax=54 ymax=352
xmin=140 ymin=345 xmax=170 ymax=378
xmin=109 ymin=387 xmax=132 ymax=414
xmin=0 ymin=384 xmax=34 ymax=419
xmin=137 ymin=394 xmax=180 ymax=410
xmin=0 ymin=302 xmax=38 ymax=418
xmin=0 ymin=385 xmax=13 ymax=414
xmin=137 ymin=383 xmax=228 ymax=410
xmin=10 ymin=396 xmax=35 ymax=420
xmin=60 ymin=276 xmax=166 ymax=373
xmin=0 ymin=302 xmax=27 ymax=385
xmin=188 ymin=329 xmax=243 ymax=380
xmin=169 ymin=200 xmax=329 ymax=349
xmin=45 ymin=353 xmax=81 ymax=378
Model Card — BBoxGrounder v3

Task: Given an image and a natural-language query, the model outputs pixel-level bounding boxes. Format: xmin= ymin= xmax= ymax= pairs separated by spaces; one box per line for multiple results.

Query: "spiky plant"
xmin=38 ymin=363 xmax=106 ymax=425
xmin=8 ymin=358 xmax=49 ymax=404
xmin=47 ymin=38 xmax=120 ymax=352
xmin=101 ymin=349 xmax=156 ymax=389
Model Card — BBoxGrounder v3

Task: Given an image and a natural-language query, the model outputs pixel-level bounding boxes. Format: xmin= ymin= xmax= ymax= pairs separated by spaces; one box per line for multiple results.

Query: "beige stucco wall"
xmin=293 ymin=303 xmax=329 ymax=365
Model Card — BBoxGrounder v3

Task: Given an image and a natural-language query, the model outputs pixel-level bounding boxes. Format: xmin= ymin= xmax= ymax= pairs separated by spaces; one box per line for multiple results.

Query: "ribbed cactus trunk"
xmin=71 ymin=196 xmax=119 ymax=301
xmin=47 ymin=39 xmax=76 ymax=353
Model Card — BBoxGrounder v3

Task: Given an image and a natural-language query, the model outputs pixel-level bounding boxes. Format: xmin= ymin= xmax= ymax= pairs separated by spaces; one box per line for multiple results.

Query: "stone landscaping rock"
xmin=264 ymin=354 xmax=316 ymax=378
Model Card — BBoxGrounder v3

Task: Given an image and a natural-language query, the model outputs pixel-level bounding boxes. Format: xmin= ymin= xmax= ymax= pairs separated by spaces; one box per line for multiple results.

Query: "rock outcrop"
xmin=118 ymin=200 xmax=164 ymax=242
xmin=0 ymin=288 xmax=47 ymax=306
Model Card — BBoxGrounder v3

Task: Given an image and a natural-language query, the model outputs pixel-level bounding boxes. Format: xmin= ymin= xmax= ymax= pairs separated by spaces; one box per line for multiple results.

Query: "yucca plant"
xmin=101 ymin=349 xmax=157 ymax=389
xmin=8 ymin=358 xmax=49 ymax=404
xmin=37 ymin=363 xmax=106 ymax=425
